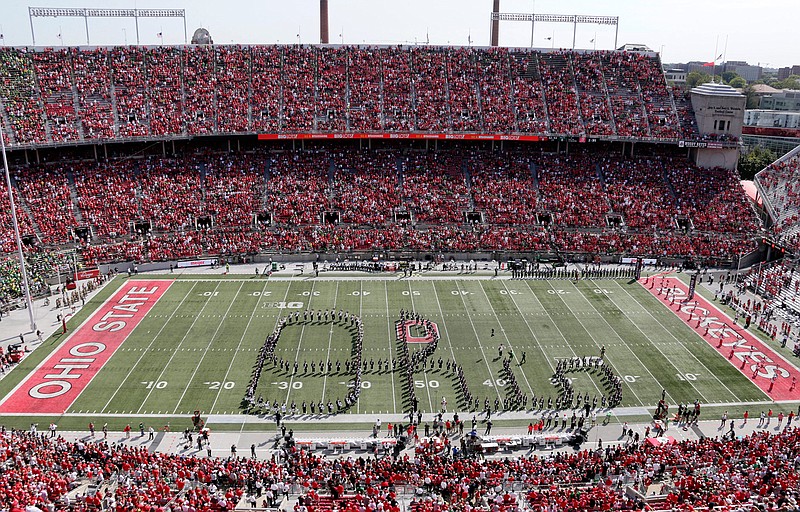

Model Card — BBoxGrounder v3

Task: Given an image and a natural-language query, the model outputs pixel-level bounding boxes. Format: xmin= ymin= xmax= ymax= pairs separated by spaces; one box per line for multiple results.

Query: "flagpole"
xmin=712 ymin=35 xmax=719 ymax=82
xmin=1 ymin=128 xmax=37 ymax=332
xmin=722 ymin=34 xmax=728 ymax=74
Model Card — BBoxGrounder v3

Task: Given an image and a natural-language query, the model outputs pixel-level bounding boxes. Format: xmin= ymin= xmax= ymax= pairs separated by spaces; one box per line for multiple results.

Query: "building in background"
xmin=759 ymin=90 xmax=800 ymax=111
xmin=723 ymin=61 xmax=763 ymax=82
xmin=777 ymin=65 xmax=800 ymax=80
xmin=665 ymin=68 xmax=687 ymax=83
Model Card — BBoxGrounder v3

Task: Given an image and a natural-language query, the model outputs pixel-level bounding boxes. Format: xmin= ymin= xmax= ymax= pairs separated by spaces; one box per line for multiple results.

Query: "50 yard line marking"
xmin=407 ymin=279 xmax=434 ymax=413
xmin=319 ymin=281 xmax=340 ymax=404
xmin=101 ymin=281 xmax=198 ymax=413
xmin=137 ymin=282 xmax=222 ymax=414
xmin=208 ymin=280 xmax=274 ymax=414
xmin=172 ymin=282 xmax=245 ymax=414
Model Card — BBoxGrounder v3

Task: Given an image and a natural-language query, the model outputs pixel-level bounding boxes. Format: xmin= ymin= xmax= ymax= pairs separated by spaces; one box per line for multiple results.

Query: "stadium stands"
xmin=0 ymin=426 xmax=797 ymax=511
xmin=756 ymin=147 xmax=800 ymax=251
xmin=0 ymin=45 xmax=764 ymax=300
xmin=0 ymin=146 xmax=761 ymax=282
xmin=0 ymin=45 xmax=698 ymax=145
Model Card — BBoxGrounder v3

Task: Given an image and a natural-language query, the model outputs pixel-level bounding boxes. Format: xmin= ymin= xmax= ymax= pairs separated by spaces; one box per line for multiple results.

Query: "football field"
xmin=0 ymin=273 xmax=772 ymax=425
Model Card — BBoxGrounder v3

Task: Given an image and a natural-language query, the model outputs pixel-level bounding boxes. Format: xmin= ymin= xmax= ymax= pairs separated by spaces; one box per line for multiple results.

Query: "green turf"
xmin=39 ymin=276 xmax=767 ymax=421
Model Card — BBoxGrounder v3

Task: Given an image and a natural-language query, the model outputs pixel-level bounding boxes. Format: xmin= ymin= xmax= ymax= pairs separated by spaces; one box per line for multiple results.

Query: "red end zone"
xmin=641 ymin=276 xmax=799 ymax=401
xmin=0 ymin=280 xmax=172 ymax=414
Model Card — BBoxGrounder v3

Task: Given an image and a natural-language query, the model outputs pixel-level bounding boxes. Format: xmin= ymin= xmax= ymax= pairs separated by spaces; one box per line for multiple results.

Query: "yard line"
xmin=382 ymin=281 xmax=397 ymax=414
xmin=560 ymin=281 xmax=653 ymax=407
xmin=519 ymin=280 xmax=607 ymax=400
xmin=608 ymin=280 xmax=739 ymax=402
xmin=102 ymin=281 xmax=198 ymax=413
xmin=285 ymin=281 xmax=317 ymax=404
xmin=450 ymin=281 xmax=504 ymax=402
xmin=137 ymin=282 xmax=222 ymax=414
xmin=475 ymin=280 xmax=535 ymax=398
xmin=320 ymin=281 xmax=340 ymax=403
xmin=209 ymin=279 xmax=273 ymax=414
xmin=172 ymin=282 xmax=246 ymax=414
xmin=406 ymin=280 xmax=434 ymax=413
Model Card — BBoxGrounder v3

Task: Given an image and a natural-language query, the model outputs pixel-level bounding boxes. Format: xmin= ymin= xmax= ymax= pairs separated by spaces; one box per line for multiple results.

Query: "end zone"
xmin=640 ymin=276 xmax=799 ymax=401
xmin=0 ymin=280 xmax=172 ymax=414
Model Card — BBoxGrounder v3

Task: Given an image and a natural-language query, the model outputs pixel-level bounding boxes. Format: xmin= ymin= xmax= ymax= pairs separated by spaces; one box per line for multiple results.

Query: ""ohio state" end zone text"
xmin=0 ymin=281 xmax=171 ymax=414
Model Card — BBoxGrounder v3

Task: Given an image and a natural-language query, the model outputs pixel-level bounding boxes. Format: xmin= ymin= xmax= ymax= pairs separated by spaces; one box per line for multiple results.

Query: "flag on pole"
xmin=589 ymin=38 xmax=595 ymax=43
xmin=157 ymin=32 xmax=163 ymax=38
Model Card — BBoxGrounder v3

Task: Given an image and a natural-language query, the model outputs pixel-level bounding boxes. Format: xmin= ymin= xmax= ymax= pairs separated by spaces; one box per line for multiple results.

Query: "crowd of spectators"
xmin=111 ymin=46 xmax=150 ymax=137
xmin=72 ymin=48 xmax=116 ymax=140
xmin=73 ymin=159 xmax=139 ymax=238
xmin=183 ymin=45 xmax=217 ymax=135
xmin=0 ymin=46 xmax=700 ymax=144
xmin=146 ymin=47 xmax=184 ymax=135
xmin=0 ymin=179 xmax=35 ymax=253
xmin=668 ymin=162 xmax=760 ymax=236
xmin=0 ymin=146 xmax=765 ymax=276
xmin=13 ymin=164 xmax=76 ymax=245
xmin=601 ymin=156 xmax=678 ymax=231
xmin=0 ymin=251 xmax=69 ymax=303
xmin=469 ymin=153 xmax=537 ymax=225
xmin=509 ymin=52 xmax=549 ymax=134
xmin=282 ymin=47 xmax=317 ymax=132
xmin=332 ymin=151 xmax=401 ymax=225
xmin=600 ymin=53 xmax=650 ymax=138
xmin=31 ymin=48 xmax=80 ymax=142
xmin=756 ymin=151 xmax=800 ymax=249
xmin=250 ymin=46 xmax=283 ymax=132
xmin=0 ymin=422 xmax=797 ymax=511
xmin=411 ymin=49 xmax=451 ymax=132
xmin=317 ymin=47 xmax=348 ymax=132
xmin=572 ymin=53 xmax=614 ymax=136
xmin=138 ymin=156 xmax=203 ymax=231
xmin=402 ymin=152 xmax=470 ymax=224
xmin=216 ymin=45 xmax=251 ymax=134
xmin=446 ymin=48 xmax=482 ymax=132
xmin=536 ymin=154 xmax=609 ymax=228
xmin=205 ymin=154 xmax=265 ymax=227
xmin=538 ymin=53 xmax=584 ymax=135
xmin=347 ymin=47 xmax=383 ymax=131
xmin=0 ymin=48 xmax=47 ymax=144
xmin=478 ymin=49 xmax=516 ymax=133
xmin=268 ymin=152 xmax=330 ymax=225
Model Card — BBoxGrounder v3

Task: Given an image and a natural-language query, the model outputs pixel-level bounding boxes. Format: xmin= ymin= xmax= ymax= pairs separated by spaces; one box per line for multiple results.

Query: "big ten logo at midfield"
xmin=397 ymin=320 xmax=440 ymax=343
xmin=659 ymin=285 xmax=789 ymax=380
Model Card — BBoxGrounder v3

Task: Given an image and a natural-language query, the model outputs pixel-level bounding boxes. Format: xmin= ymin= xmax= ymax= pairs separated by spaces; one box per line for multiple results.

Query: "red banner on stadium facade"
xmin=641 ymin=276 xmax=799 ymax=401
xmin=0 ymin=280 xmax=172 ymax=414
xmin=258 ymin=132 xmax=544 ymax=142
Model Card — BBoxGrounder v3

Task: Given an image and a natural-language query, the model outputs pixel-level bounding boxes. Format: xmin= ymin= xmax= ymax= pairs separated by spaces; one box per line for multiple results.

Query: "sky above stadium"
xmin=0 ymin=0 xmax=795 ymax=68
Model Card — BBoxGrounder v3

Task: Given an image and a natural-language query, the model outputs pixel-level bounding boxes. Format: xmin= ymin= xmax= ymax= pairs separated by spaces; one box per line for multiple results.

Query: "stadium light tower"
xmin=0 ymin=133 xmax=36 ymax=333
xmin=490 ymin=10 xmax=619 ymax=49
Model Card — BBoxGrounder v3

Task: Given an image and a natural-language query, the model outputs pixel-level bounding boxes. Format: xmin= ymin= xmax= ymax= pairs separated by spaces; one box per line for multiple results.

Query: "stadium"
xmin=0 ymin=1 xmax=799 ymax=510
